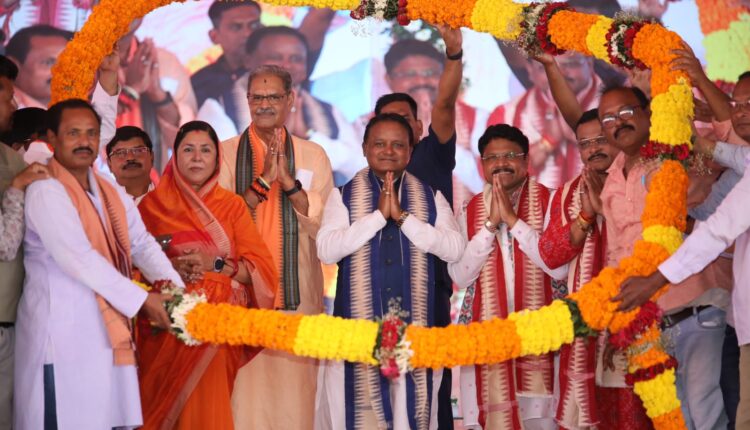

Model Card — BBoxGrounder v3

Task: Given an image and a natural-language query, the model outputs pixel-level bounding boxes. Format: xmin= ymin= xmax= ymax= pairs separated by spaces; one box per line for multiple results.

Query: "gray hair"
xmin=247 ymin=65 xmax=293 ymax=94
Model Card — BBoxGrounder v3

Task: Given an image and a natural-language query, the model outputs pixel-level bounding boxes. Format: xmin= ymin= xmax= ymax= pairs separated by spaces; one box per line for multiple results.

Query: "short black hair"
xmin=0 ymin=55 xmax=18 ymax=81
xmin=738 ymin=71 xmax=750 ymax=82
xmin=566 ymin=0 xmax=621 ymax=17
xmin=6 ymin=25 xmax=73 ymax=64
xmin=46 ymin=99 xmax=101 ymax=135
xmin=600 ymin=83 xmax=650 ymax=108
xmin=208 ymin=0 xmax=260 ymax=28
xmin=374 ymin=93 xmax=418 ymax=118
xmin=478 ymin=124 xmax=530 ymax=156
xmin=574 ymin=108 xmax=600 ymax=133
xmin=106 ymin=126 xmax=153 ymax=158
xmin=246 ymin=25 xmax=309 ymax=58
xmin=174 ymin=120 xmax=220 ymax=153
xmin=384 ymin=39 xmax=444 ymax=76
xmin=364 ymin=113 xmax=415 ymax=148
xmin=2 ymin=108 xmax=47 ymax=145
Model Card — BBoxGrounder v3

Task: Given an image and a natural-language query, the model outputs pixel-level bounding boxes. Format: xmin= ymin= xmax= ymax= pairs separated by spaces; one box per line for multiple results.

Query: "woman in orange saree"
xmin=137 ymin=120 xmax=278 ymax=430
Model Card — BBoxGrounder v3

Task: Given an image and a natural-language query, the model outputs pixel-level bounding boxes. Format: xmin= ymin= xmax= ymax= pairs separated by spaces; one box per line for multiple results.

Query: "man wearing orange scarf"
xmin=13 ymin=99 xmax=183 ymax=429
xmin=219 ymin=64 xmax=334 ymax=430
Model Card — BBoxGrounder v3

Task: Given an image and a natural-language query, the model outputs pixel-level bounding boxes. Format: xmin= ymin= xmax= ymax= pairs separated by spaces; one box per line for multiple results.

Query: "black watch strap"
xmin=284 ymin=179 xmax=303 ymax=197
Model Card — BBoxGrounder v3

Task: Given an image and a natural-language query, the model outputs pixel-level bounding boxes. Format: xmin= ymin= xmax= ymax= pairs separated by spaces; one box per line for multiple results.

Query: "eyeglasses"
xmin=389 ymin=69 xmax=442 ymax=79
xmin=109 ymin=146 xmax=151 ymax=159
xmin=577 ymin=135 xmax=608 ymax=150
xmin=247 ymin=93 xmax=289 ymax=105
xmin=600 ymin=106 xmax=642 ymax=129
xmin=481 ymin=152 xmax=526 ymax=162
xmin=730 ymin=99 xmax=750 ymax=112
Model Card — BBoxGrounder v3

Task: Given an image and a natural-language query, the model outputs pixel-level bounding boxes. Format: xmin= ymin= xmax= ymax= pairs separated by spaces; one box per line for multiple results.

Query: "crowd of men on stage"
xmin=0 ymin=0 xmax=749 ymax=429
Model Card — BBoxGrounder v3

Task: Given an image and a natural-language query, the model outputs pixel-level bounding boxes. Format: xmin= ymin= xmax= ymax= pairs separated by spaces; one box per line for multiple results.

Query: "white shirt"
xmin=659 ymin=151 xmax=750 ymax=346
xmin=449 ymin=189 xmax=567 ymax=429
xmin=448 ymin=191 xmax=569 ymax=291
xmin=316 ymin=189 xmax=465 ymax=265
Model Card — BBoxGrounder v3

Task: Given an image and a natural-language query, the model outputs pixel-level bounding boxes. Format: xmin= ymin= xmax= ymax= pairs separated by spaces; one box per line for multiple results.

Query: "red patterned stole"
xmin=555 ymin=176 xmax=606 ymax=428
xmin=466 ymin=179 xmax=553 ymax=429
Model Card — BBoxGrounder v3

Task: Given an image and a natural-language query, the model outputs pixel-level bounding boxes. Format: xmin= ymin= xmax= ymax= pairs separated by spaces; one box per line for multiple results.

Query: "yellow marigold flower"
xmin=586 ymin=16 xmax=613 ymax=63
xmin=643 ymin=225 xmax=684 ymax=255
xmin=633 ymin=369 xmax=682 ymax=418
xmin=469 ymin=0 xmax=524 ymax=41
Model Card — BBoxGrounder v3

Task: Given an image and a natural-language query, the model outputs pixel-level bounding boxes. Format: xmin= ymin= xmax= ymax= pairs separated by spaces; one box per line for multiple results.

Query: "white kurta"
xmin=448 ymin=189 xmax=567 ymax=430
xmin=14 ymin=171 xmax=184 ymax=430
xmin=315 ymin=187 xmax=465 ymax=430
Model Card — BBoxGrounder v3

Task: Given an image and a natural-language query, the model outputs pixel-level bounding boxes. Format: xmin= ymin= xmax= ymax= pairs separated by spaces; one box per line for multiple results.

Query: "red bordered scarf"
xmin=555 ymin=176 xmax=606 ymax=429
xmin=464 ymin=179 xmax=553 ymax=429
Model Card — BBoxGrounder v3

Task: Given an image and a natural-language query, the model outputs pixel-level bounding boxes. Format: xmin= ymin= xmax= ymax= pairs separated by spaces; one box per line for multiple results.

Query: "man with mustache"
xmin=13 ymin=97 xmax=183 ymax=429
xmin=106 ymin=126 xmax=155 ymax=205
xmin=5 ymin=25 xmax=72 ymax=109
xmin=617 ymin=70 xmax=750 ymax=430
xmin=599 ymin=85 xmax=731 ymax=430
xmin=449 ymin=124 xmax=567 ymax=430
xmin=219 ymin=64 xmax=333 ymax=430
xmin=234 ymin=25 xmax=362 ymax=184
xmin=487 ymin=52 xmax=602 ymax=190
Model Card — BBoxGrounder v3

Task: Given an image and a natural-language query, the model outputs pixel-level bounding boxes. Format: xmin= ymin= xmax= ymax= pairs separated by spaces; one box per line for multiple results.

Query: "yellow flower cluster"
xmin=469 ymin=0 xmax=525 ymax=40
xmin=508 ymin=300 xmax=575 ymax=356
xmin=633 ymin=369 xmax=682 ymax=418
xmin=585 ymin=16 xmax=614 ymax=63
xmin=649 ymin=81 xmax=695 ymax=147
xmin=293 ymin=314 xmax=379 ymax=365
xmin=642 ymin=225 xmax=684 ymax=255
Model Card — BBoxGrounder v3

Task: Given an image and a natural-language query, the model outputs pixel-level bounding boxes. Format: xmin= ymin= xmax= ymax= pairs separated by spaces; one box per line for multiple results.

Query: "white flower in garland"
xmin=164 ymin=288 xmax=208 ymax=346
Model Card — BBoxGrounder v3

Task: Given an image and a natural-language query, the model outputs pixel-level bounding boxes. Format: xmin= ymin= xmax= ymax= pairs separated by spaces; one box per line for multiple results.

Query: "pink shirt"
xmin=603 ymin=153 xmax=732 ymax=313
xmin=601 ymin=153 xmax=660 ymax=267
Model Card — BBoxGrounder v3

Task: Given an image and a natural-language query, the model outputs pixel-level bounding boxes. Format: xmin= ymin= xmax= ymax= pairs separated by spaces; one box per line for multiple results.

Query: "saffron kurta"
xmin=219 ymin=127 xmax=334 ymax=430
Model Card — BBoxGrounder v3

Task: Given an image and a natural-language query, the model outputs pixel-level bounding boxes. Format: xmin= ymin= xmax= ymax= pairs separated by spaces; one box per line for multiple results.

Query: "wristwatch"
xmin=213 ymin=256 xmax=226 ymax=273
xmin=484 ymin=219 xmax=498 ymax=233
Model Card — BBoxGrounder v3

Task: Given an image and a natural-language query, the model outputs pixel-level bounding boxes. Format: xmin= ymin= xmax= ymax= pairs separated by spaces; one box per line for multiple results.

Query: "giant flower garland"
xmin=55 ymin=2 xmax=697 ymax=429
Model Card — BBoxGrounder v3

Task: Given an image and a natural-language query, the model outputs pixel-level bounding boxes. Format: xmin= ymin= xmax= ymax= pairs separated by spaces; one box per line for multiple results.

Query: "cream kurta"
xmin=220 ymin=129 xmax=334 ymax=430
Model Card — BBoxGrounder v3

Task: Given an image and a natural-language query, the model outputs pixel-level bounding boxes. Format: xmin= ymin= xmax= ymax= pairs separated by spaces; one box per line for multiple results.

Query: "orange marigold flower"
xmin=548 ymin=10 xmax=599 ymax=55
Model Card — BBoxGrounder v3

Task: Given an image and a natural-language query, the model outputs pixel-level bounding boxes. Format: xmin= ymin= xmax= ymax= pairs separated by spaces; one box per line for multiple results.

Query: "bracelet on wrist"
xmin=446 ymin=49 xmax=463 ymax=61
xmin=575 ymin=214 xmax=593 ymax=232
xmin=256 ymin=176 xmax=271 ymax=191
xmin=578 ymin=210 xmax=595 ymax=224
xmin=284 ymin=179 xmax=303 ymax=197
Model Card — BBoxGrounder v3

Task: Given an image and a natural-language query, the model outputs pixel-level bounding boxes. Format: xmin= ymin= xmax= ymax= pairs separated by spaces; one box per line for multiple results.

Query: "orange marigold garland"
xmin=66 ymin=3 xmax=695 ymax=429
xmin=547 ymin=10 xmax=599 ymax=55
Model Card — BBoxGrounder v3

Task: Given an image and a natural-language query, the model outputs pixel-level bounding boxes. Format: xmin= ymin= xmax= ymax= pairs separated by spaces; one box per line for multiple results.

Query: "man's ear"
xmin=208 ymin=28 xmax=219 ymax=46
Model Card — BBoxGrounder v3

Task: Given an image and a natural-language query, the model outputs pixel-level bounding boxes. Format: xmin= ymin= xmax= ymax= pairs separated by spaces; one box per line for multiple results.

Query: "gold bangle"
xmin=575 ymin=214 xmax=592 ymax=232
